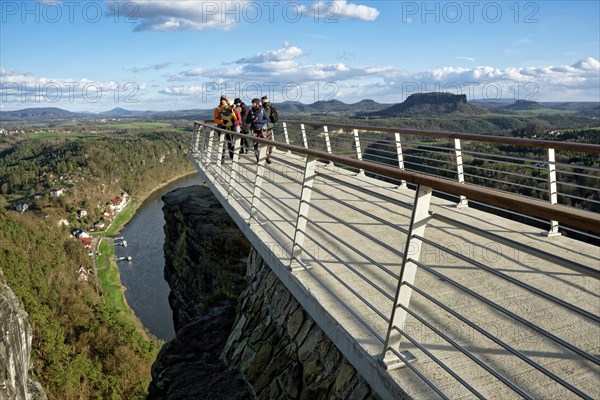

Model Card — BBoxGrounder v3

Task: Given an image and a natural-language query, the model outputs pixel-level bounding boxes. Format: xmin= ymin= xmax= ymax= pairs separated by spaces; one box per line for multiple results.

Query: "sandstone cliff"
xmin=150 ymin=185 xmax=376 ymax=399
xmin=0 ymin=277 xmax=47 ymax=400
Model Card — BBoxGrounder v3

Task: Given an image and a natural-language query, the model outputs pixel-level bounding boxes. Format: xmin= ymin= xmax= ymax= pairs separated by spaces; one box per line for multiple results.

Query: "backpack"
xmin=267 ymin=104 xmax=279 ymax=123
xmin=220 ymin=107 xmax=234 ymax=127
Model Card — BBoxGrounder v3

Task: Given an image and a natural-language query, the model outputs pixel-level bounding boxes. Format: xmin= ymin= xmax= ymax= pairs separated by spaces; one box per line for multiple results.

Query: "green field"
xmin=28 ymin=131 xmax=101 ymax=140
xmin=96 ymin=238 xmax=128 ymax=312
xmin=108 ymin=122 xmax=171 ymax=129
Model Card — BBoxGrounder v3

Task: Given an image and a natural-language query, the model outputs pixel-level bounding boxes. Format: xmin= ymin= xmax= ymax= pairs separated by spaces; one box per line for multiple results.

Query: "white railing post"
xmin=248 ymin=144 xmax=268 ymax=226
xmin=395 ymin=132 xmax=407 ymax=188
xmin=283 ymin=122 xmax=291 ymax=154
xmin=353 ymin=129 xmax=365 ymax=176
xmin=191 ymin=123 xmax=201 ymax=154
xmin=290 ymin=156 xmax=317 ymax=271
xmin=301 ymin=123 xmax=308 ymax=148
xmin=227 ymin=136 xmax=242 ymax=201
xmin=216 ymin=131 xmax=225 ymax=168
xmin=323 ymin=125 xmax=332 ymax=156
xmin=206 ymin=129 xmax=215 ymax=165
xmin=383 ymin=185 xmax=432 ymax=370
xmin=546 ymin=148 xmax=561 ymax=237
xmin=454 ymin=138 xmax=469 ymax=208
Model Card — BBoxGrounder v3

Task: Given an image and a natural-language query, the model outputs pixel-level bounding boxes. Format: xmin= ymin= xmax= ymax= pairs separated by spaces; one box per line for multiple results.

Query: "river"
xmin=114 ymin=174 xmax=204 ymax=341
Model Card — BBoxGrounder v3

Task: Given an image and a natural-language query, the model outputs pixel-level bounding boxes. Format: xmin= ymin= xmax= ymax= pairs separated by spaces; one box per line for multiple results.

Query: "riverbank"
xmin=93 ymin=168 xmax=198 ymax=340
xmin=96 ymin=168 xmax=198 ymax=238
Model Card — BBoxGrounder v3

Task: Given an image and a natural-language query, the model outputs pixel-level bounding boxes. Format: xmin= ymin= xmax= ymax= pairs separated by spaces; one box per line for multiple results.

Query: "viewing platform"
xmin=190 ymin=120 xmax=599 ymax=400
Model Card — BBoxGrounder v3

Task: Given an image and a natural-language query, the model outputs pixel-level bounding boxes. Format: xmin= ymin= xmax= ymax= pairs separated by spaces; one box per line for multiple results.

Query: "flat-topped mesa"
xmin=372 ymin=92 xmax=486 ymax=116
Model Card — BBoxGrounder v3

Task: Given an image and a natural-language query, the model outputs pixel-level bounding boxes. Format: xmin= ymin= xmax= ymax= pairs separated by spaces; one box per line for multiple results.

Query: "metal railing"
xmin=191 ymin=121 xmax=600 ymax=400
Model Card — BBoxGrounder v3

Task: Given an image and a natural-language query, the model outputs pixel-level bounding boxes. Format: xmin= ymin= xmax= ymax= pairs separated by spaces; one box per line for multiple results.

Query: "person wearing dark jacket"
xmin=261 ymin=95 xmax=275 ymax=161
xmin=247 ymin=98 xmax=271 ymax=163
xmin=235 ymin=98 xmax=250 ymax=154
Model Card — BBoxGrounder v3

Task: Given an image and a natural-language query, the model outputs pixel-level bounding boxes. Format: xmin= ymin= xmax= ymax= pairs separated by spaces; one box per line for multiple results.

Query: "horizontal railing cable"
xmin=404 ymin=281 xmax=594 ymax=399
xmin=293 ymin=241 xmax=389 ymax=342
xmin=304 ymin=217 xmax=400 ymax=286
xmin=281 ymin=119 xmax=600 ymax=154
xmin=396 ymin=328 xmax=486 ymax=399
xmin=396 ymin=303 xmax=535 ymax=400
xmin=321 ymin=173 xmax=413 ymax=211
xmin=305 ymin=200 xmax=402 ymax=279
xmin=410 ymin=258 xmax=600 ymax=365
xmin=385 ymin=346 xmax=450 ymax=400
xmin=414 ymin=234 xmax=600 ymax=322
xmin=433 ymin=213 xmax=600 ymax=279
xmin=196 ymin=122 xmax=600 ymax=234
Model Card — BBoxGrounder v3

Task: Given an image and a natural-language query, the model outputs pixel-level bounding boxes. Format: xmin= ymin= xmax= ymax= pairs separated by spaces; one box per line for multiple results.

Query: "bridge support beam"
xmin=290 ymin=156 xmax=317 ymax=271
xmin=383 ymin=184 xmax=433 ymax=370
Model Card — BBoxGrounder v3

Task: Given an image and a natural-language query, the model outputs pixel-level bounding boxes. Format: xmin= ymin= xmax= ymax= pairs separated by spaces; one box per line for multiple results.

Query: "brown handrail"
xmin=281 ymin=119 xmax=600 ymax=154
xmin=194 ymin=122 xmax=600 ymax=233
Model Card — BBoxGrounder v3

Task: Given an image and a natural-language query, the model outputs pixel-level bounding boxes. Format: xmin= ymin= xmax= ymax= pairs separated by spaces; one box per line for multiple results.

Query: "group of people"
xmin=213 ymin=95 xmax=278 ymax=164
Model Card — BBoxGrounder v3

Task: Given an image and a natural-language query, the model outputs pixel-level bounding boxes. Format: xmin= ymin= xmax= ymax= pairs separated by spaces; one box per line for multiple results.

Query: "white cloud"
xmin=313 ymin=1 xmax=380 ymax=21
xmin=234 ymin=45 xmax=308 ymax=64
xmin=0 ymin=68 xmax=149 ymax=111
xmin=164 ymin=53 xmax=599 ymax=105
xmin=106 ymin=0 xmax=379 ymax=32
xmin=3 ymin=55 xmax=598 ymax=111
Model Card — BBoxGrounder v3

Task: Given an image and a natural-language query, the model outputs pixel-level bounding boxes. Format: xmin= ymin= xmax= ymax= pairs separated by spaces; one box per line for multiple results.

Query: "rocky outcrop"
xmin=151 ymin=184 xmax=376 ymax=399
xmin=148 ymin=186 xmax=253 ymax=399
xmin=0 ymin=280 xmax=47 ymax=400
xmin=147 ymin=302 xmax=252 ymax=400
xmin=222 ymin=248 xmax=376 ymax=399
xmin=161 ymin=185 xmax=251 ymax=331
xmin=372 ymin=92 xmax=486 ymax=116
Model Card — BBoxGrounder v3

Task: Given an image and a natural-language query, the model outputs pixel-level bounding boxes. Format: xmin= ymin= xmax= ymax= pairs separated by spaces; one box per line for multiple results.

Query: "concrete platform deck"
xmin=192 ymin=148 xmax=599 ymax=400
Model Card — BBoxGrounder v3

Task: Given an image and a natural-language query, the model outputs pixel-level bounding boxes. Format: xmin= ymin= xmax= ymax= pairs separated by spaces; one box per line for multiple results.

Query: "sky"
xmin=1 ymin=0 xmax=599 ymax=112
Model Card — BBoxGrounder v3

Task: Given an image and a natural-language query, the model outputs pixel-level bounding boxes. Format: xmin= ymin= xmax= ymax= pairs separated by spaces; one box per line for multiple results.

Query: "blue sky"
xmin=1 ymin=0 xmax=599 ymax=111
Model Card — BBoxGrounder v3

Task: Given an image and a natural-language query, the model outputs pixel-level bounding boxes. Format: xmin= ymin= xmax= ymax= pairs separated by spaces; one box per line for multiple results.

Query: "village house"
xmin=108 ymin=195 xmax=127 ymax=213
xmin=33 ymin=193 xmax=43 ymax=200
xmin=72 ymin=229 xmax=91 ymax=239
xmin=78 ymin=208 xmax=88 ymax=218
xmin=50 ymin=188 xmax=64 ymax=197
xmin=58 ymin=218 xmax=69 ymax=226
xmin=103 ymin=210 xmax=114 ymax=221
xmin=15 ymin=203 xmax=28 ymax=213
xmin=94 ymin=220 xmax=106 ymax=230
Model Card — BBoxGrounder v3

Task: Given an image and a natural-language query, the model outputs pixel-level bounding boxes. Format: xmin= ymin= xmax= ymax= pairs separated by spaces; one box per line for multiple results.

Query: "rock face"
xmin=222 ymin=248 xmax=376 ymax=399
xmin=0 ymin=281 xmax=47 ymax=400
xmin=148 ymin=186 xmax=253 ymax=399
xmin=151 ymin=184 xmax=376 ymax=399
xmin=161 ymin=185 xmax=250 ymax=331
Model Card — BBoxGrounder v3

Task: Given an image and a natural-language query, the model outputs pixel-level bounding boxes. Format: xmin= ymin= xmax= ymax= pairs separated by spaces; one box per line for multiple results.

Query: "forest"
xmin=0 ymin=124 xmax=194 ymax=399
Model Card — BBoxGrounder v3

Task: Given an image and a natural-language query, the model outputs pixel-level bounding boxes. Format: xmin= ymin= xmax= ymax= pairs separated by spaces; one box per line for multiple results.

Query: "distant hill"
xmin=275 ymin=99 xmax=390 ymax=116
xmin=0 ymin=107 xmax=84 ymax=121
xmin=503 ymin=100 xmax=543 ymax=110
xmin=101 ymin=107 xmax=142 ymax=116
xmin=368 ymin=93 xmax=488 ymax=117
